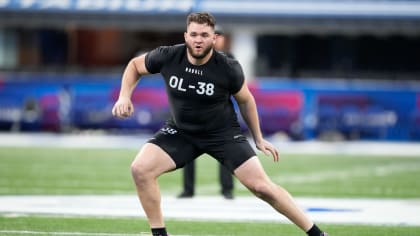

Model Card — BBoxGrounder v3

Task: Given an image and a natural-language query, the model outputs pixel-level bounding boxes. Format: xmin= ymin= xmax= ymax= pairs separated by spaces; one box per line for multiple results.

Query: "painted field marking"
xmin=1 ymin=196 xmax=419 ymax=226
xmin=0 ymin=230 xmax=201 ymax=236
xmin=0 ymin=230 xmax=140 ymax=236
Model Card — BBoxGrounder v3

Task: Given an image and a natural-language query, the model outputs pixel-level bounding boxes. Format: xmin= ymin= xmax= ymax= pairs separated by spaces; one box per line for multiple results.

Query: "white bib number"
xmin=196 ymin=82 xmax=214 ymax=96
xmin=169 ymin=75 xmax=214 ymax=96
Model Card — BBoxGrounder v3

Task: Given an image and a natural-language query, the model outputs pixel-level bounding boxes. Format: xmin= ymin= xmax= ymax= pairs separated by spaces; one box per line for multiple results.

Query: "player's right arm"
xmin=112 ymin=54 xmax=150 ymax=118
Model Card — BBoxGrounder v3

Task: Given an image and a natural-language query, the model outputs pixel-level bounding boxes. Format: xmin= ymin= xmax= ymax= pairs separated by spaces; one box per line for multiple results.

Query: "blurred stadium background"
xmin=1 ymin=0 xmax=420 ymax=141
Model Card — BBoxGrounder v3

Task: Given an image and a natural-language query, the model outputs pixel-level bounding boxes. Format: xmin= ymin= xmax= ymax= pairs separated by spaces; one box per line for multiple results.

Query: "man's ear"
xmin=213 ymin=34 xmax=217 ymax=44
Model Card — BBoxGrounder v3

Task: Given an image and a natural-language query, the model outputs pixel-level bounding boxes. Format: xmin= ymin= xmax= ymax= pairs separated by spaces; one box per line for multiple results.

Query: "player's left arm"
xmin=233 ymin=84 xmax=279 ymax=161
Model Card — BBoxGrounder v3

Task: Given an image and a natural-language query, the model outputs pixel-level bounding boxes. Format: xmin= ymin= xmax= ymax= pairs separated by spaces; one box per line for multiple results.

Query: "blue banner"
xmin=0 ymin=0 xmax=194 ymax=13
xmin=1 ymin=74 xmax=420 ymax=140
xmin=2 ymin=0 xmax=420 ymax=18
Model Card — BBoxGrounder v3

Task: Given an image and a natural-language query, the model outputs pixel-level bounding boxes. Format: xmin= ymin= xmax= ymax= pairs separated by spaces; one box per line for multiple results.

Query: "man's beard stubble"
xmin=186 ymin=43 xmax=213 ymax=60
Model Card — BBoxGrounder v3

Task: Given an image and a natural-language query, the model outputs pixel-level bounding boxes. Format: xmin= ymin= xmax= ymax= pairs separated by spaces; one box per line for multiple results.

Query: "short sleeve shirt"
xmin=145 ymin=44 xmax=244 ymax=134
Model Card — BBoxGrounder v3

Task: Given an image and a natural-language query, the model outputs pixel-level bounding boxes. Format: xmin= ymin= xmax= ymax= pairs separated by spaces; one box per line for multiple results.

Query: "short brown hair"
xmin=186 ymin=12 xmax=216 ymax=29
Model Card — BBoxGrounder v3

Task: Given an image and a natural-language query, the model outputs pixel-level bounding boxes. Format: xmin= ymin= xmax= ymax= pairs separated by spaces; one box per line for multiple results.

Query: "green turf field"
xmin=1 ymin=147 xmax=419 ymax=198
xmin=1 ymin=146 xmax=420 ymax=235
xmin=1 ymin=215 xmax=420 ymax=236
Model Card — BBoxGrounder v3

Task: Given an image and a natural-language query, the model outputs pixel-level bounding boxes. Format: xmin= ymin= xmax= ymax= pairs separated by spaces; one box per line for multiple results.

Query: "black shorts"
xmin=147 ymin=124 xmax=256 ymax=173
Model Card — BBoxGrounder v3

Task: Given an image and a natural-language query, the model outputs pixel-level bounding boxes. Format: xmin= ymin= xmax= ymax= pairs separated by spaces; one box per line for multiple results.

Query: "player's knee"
xmin=249 ymin=181 xmax=273 ymax=199
xmin=130 ymin=161 xmax=142 ymax=180
xmin=130 ymin=160 xmax=152 ymax=183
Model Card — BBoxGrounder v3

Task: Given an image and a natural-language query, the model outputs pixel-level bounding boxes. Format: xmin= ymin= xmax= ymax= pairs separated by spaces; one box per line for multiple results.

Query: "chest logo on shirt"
xmin=169 ymin=75 xmax=214 ymax=96
xmin=185 ymin=67 xmax=203 ymax=76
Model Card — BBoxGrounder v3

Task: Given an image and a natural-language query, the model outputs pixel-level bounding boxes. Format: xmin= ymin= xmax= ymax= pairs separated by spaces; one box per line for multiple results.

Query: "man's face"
xmin=184 ymin=22 xmax=216 ymax=60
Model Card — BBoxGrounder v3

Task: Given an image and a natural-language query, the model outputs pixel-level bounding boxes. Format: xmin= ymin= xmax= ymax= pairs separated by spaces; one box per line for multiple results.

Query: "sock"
xmin=151 ymin=227 xmax=167 ymax=236
xmin=306 ymin=224 xmax=322 ymax=236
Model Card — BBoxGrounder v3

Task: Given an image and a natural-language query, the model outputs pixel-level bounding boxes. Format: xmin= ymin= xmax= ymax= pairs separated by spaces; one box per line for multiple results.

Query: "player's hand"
xmin=112 ymin=97 xmax=134 ymax=118
xmin=255 ymin=139 xmax=280 ymax=162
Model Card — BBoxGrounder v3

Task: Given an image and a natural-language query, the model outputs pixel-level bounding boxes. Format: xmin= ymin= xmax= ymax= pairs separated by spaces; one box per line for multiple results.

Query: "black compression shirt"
xmin=145 ymin=44 xmax=244 ymax=134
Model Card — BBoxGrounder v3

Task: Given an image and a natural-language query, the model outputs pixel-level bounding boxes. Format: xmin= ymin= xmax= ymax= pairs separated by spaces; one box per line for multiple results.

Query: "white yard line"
xmin=0 ymin=230 xmax=141 ymax=236
xmin=1 ymin=195 xmax=419 ymax=226
xmin=0 ymin=230 xmax=201 ymax=236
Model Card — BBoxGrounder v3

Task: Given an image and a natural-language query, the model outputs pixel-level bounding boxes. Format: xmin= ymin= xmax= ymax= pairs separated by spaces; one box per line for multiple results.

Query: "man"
xmin=112 ymin=12 xmax=328 ymax=236
xmin=178 ymin=25 xmax=234 ymax=200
